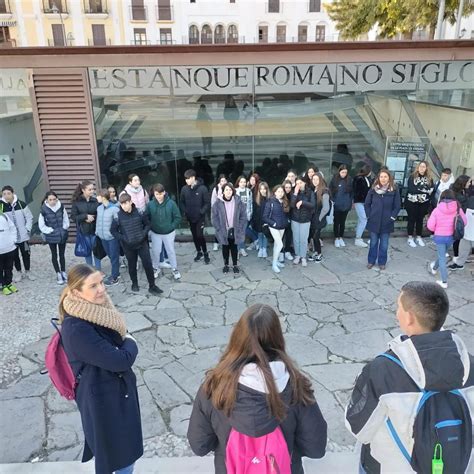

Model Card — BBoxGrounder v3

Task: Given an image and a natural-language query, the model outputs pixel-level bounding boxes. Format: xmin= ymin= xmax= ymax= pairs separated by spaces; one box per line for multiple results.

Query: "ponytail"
xmin=71 ymin=180 xmax=93 ymax=202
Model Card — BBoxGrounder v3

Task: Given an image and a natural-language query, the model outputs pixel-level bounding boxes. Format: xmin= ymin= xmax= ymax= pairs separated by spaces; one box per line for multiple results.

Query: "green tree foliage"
xmin=327 ymin=0 xmax=474 ymax=39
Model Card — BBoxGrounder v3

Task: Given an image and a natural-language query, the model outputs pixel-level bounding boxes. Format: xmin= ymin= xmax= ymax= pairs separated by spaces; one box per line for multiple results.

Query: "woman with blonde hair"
xmin=188 ymin=303 xmax=327 ymax=474
xmin=59 ymin=264 xmax=143 ymax=474
xmin=405 ymin=161 xmax=434 ymax=247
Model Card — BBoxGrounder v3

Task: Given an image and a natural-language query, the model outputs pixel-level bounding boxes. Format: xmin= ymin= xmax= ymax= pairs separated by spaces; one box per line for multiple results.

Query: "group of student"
xmin=57 ymin=264 xmax=474 ymax=474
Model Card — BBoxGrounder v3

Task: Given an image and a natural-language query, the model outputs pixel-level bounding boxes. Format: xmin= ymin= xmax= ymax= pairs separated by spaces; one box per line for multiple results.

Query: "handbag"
xmin=74 ymin=228 xmax=92 ymax=258
xmin=453 ymin=203 xmax=465 ymax=241
xmin=93 ymin=236 xmax=107 ymax=260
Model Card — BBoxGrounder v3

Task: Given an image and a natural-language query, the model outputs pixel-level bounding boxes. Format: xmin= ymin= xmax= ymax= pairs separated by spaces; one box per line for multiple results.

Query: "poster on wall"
xmin=0 ymin=155 xmax=12 ymax=171
xmin=385 ymin=138 xmax=428 ymax=212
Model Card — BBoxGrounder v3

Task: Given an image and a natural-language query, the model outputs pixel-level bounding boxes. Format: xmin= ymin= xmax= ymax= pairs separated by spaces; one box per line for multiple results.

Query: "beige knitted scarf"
xmin=62 ymin=292 xmax=127 ymax=337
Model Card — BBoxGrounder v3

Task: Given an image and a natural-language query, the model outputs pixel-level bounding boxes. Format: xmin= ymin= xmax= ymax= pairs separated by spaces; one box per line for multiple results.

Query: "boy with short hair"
xmin=432 ymin=167 xmax=455 ymax=207
xmin=111 ymin=193 xmax=163 ymax=296
xmin=180 ymin=169 xmax=211 ymax=264
xmin=345 ymin=281 xmax=474 ymax=473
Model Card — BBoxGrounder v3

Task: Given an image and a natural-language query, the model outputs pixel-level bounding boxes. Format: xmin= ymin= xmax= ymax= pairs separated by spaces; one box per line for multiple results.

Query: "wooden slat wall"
xmin=29 ymin=68 xmax=100 ymax=232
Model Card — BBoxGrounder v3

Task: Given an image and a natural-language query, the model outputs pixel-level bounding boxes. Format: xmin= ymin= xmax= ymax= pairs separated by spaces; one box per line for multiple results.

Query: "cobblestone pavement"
xmin=0 ymin=239 xmax=473 ymax=463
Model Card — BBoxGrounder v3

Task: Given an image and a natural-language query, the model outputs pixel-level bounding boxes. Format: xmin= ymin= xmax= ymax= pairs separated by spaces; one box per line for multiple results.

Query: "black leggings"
xmin=333 ymin=211 xmax=349 ymax=238
xmin=190 ymin=218 xmax=207 ymax=253
xmin=0 ymin=250 xmax=15 ymax=287
xmin=312 ymin=227 xmax=323 ymax=254
xmin=406 ymin=201 xmax=430 ymax=237
xmin=284 ymin=223 xmax=293 ymax=253
xmin=222 ymin=238 xmax=238 ymax=266
xmin=14 ymin=241 xmax=31 ymax=272
xmin=49 ymin=243 xmax=66 ymax=273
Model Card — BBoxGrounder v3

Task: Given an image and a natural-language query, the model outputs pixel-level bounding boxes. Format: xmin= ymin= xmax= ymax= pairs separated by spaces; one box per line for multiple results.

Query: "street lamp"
xmin=51 ymin=2 xmax=67 ymax=46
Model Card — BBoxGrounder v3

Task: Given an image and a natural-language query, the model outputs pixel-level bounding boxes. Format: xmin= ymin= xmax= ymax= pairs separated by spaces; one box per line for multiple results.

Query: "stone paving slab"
xmin=0 ymin=239 xmax=473 ymax=464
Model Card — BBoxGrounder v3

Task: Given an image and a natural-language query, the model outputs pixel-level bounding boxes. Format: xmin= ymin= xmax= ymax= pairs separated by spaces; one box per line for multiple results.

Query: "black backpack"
xmin=379 ymin=353 xmax=472 ymax=474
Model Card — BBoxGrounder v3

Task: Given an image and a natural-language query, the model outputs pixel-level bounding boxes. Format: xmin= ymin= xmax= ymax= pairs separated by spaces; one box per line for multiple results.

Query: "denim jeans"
xmin=101 ymin=238 xmax=120 ymax=279
xmin=433 ymin=235 xmax=453 ymax=283
xmin=368 ymin=232 xmax=390 ymax=265
xmin=115 ymin=462 xmax=135 ymax=474
xmin=239 ymin=223 xmax=258 ymax=249
xmin=257 ymin=232 xmax=268 ymax=250
xmin=354 ymin=203 xmax=368 ymax=239
xmin=291 ymin=221 xmax=311 ymax=257
xmin=84 ymin=235 xmax=101 ymax=270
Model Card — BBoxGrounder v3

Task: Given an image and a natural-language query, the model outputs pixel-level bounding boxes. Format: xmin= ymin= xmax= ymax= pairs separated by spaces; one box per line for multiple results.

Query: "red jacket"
xmin=427 ymin=199 xmax=466 ymax=236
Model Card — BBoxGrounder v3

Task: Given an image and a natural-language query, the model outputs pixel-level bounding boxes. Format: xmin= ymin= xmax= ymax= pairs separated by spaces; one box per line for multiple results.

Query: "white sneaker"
xmin=301 ymin=258 xmax=307 ymax=267
xmin=436 ymin=280 xmax=448 ymax=289
xmin=277 ymin=261 xmax=285 ymax=268
xmin=284 ymin=252 xmax=293 ymax=261
xmin=56 ymin=272 xmax=64 ymax=285
xmin=428 ymin=261 xmax=437 ymax=275
xmin=278 ymin=253 xmax=285 ymax=263
xmin=339 ymin=239 xmax=346 ymax=247
xmin=334 ymin=239 xmax=340 ymax=248
xmin=262 ymin=248 xmax=268 ymax=258
xmin=159 ymin=261 xmax=172 ymax=269
xmin=407 ymin=237 xmax=417 ymax=248
xmin=25 ymin=271 xmax=36 ymax=281
xmin=61 ymin=271 xmax=68 ymax=283
xmin=258 ymin=248 xmax=264 ymax=258
xmin=153 ymin=268 xmax=161 ymax=278
xmin=272 ymin=263 xmax=281 ymax=273
xmin=13 ymin=272 xmax=23 ymax=283
xmin=240 ymin=249 xmax=248 ymax=257
xmin=293 ymin=256 xmax=301 ymax=265
xmin=172 ymin=269 xmax=181 ymax=280
xmin=416 ymin=237 xmax=425 ymax=247
xmin=355 ymin=238 xmax=368 ymax=248
xmin=120 ymin=257 xmax=127 ymax=268
xmin=320 ymin=238 xmax=324 ymax=247
xmin=213 ymin=243 xmax=219 ymax=251
xmin=452 ymin=256 xmax=459 ymax=265
xmin=246 ymin=243 xmax=256 ymax=251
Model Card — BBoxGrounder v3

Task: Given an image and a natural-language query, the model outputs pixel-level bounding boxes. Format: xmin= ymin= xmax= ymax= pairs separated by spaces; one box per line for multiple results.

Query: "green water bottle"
xmin=432 ymin=443 xmax=443 ymax=474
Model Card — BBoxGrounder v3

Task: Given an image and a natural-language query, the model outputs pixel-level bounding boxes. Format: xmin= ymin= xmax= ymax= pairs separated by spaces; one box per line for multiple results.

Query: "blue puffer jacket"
xmin=96 ymin=202 xmax=120 ymax=241
xmin=364 ymin=187 xmax=401 ymax=234
xmin=329 ymin=176 xmax=352 ymax=212
xmin=263 ymin=197 xmax=289 ymax=230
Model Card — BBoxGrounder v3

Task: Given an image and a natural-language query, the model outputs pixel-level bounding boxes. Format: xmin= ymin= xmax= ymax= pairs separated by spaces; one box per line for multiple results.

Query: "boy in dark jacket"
xmin=111 ymin=193 xmax=162 ymax=295
xmin=346 ymin=281 xmax=474 ymax=473
xmin=180 ymin=169 xmax=211 ymax=264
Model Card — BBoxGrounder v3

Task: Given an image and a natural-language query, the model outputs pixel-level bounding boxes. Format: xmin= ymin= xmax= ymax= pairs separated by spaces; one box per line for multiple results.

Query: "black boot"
xmin=204 ymin=252 xmax=210 ymax=264
xmin=194 ymin=251 xmax=203 ymax=262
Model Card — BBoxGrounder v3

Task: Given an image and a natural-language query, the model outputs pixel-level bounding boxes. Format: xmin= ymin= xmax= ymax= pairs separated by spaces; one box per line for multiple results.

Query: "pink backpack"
xmin=44 ymin=318 xmax=77 ymax=400
xmin=225 ymin=426 xmax=291 ymax=474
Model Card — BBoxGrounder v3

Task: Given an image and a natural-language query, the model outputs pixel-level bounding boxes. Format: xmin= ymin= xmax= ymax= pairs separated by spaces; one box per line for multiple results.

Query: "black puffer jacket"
xmin=188 ymin=363 xmax=327 ymax=474
xmin=290 ymin=189 xmax=315 ymax=223
xmin=353 ymin=175 xmax=372 ymax=203
xmin=111 ymin=205 xmax=150 ymax=250
xmin=180 ymin=178 xmax=210 ymax=223
xmin=251 ymin=197 xmax=267 ymax=233
xmin=71 ymin=196 xmax=99 ymax=235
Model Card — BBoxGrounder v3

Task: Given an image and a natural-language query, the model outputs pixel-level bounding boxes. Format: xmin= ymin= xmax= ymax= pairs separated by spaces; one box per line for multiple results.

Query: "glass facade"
xmin=0 ymin=69 xmax=46 ymax=230
xmin=89 ymin=61 xmax=473 ymax=226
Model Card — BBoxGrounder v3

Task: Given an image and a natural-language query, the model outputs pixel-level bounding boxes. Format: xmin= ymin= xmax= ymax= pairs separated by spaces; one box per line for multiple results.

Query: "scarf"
xmin=375 ymin=184 xmax=390 ymax=195
xmin=62 ymin=292 xmax=127 ymax=337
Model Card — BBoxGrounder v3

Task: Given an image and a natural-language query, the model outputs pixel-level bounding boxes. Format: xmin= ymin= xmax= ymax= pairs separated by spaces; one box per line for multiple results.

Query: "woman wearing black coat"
xmin=329 ymin=165 xmax=353 ymax=248
xmin=251 ymin=181 xmax=270 ymax=258
xmin=364 ymin=170 xmax=401 ymax=270
xmin=59 ymin=264 xmax=143 ymax=474
xmin=71 ymin=180 xmax=101 ymax=270
xmin=187 ymin=304 xmax=327 ymax=474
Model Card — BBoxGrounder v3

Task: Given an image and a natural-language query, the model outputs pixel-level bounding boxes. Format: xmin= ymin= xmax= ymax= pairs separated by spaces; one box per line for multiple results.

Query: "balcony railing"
xmin=130 ymin=4 xmax=147 ymax=21
xmin=131 ymin=39 xmax=151 ymax=45
xmin=83 ymin=0 xmax=108 ymax=14
xmin=156 ymin=4 xmax=173 ymax=21
xmin=159 ymin=38 xmax=176 ymax=45
xmin=0 ymin=0 xmax=12 ymax=14
xmin=42 ymin=0 xmax=68 ymax=14
xmin=88 ymin=37 xmax=112 ymax=46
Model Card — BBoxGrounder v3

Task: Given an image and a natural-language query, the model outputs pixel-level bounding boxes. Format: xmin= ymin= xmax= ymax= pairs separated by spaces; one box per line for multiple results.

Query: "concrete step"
xmin=0 ymin=453 xmax=359 ymax=473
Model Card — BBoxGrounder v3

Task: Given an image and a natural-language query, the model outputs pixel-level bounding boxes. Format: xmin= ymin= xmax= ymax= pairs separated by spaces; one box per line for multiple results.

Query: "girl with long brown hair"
xmin=309 ymin=173 xmax=331 ymax=262
xmin=365 ymin=170 xmax=401 ymax=270
xmin=406 ymin=161 xmax=434 ymax=247
xmin=187 ymin=304 xmax=327 ymax=474
xmin=59 ymin=264 xmax=143 ymax=474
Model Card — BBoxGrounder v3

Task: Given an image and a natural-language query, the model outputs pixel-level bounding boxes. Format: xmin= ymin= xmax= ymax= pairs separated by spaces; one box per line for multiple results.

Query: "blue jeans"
xmin=368 ymin=232 xmax=390 ymax=265
xmin=101 ymin=238 xmax=120 ymax=279
xmin=354 ymin=203 xmax=368 ymax=239
xmin=115 ymin=462 xmax=135 ymax=474
xmin=433 ymin=235 xmax=453 ymax=283
xmin=257 ymin=232 xmax=268 ymax=250
xmin=83 ymin=235 xmax=101 ymax=270
xmin=239 ymin=223 xmax=258 ymax=249
xmin=291 ymin=221 xmax=311 ymax=258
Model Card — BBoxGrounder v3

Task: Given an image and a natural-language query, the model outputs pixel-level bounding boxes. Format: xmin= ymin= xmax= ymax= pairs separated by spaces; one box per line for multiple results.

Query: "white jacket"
xmin=463 ymin=205 xmax=474 ymax=242
xmin=0 ymin=214 xmax=17 ymax=254
xmin=0 ymin=195 xmax=33 ymax=243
